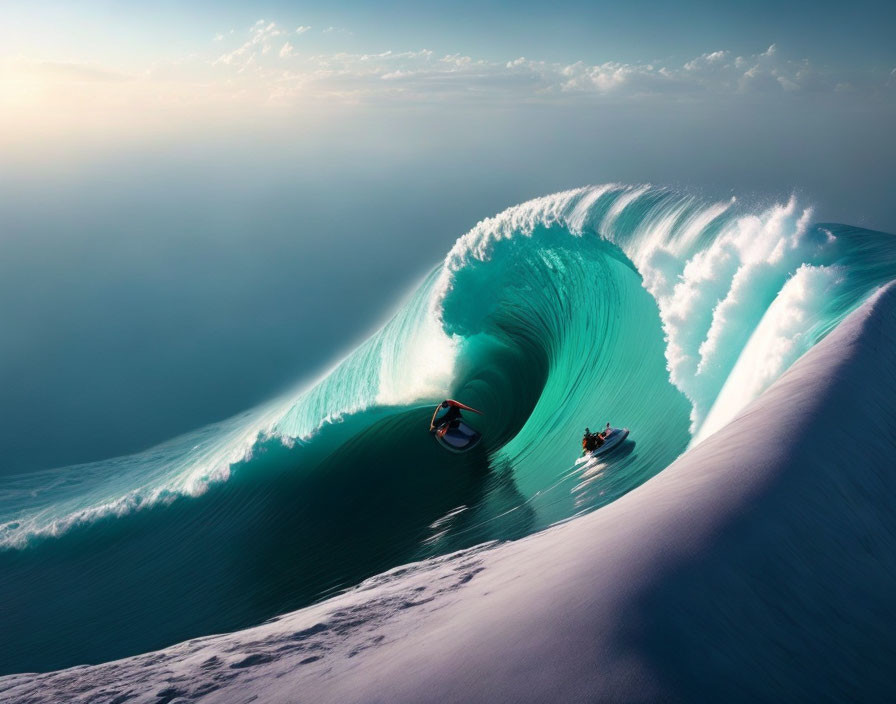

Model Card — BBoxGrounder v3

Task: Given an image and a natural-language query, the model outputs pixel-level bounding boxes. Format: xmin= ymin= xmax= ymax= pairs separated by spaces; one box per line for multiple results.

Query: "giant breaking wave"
xmin=1 ymin=185 xmax=895 ymax=674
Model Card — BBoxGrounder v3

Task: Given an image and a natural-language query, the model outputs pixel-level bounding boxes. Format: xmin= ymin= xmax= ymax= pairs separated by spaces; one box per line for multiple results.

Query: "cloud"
xmin=214 ymin=20 xmax=285 ymax=67
xmin=312 ymin=45 xmax=838 ymax=101
xmin=8 ymin=36 xmax=890 ymax=135
xmin=683 ymin=50 xmax=729 ymax=72
xmin=200 ymin=42 xmax=896 ymax=107
xmin=296 ymin=26 xmax=311 ymax=35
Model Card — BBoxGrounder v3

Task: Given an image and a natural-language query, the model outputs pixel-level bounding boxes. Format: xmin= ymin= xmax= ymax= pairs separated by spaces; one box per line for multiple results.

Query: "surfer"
xmin=433 ymin=401 xmax=462 ymax=437
xmin=430 ymin=399 xmax=482 ymax=439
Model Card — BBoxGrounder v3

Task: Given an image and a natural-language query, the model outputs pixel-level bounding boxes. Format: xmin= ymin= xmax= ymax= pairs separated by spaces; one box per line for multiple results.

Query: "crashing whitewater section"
xmin=6 ymin=283 xmax=894 ymax=702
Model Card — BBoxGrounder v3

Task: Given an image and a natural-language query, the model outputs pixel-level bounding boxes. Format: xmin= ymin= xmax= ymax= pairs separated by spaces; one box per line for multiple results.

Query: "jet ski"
xmin=430 ymin=399 xmax=483 ymax=453
xmin=582 ymin=425 xmax=629 ymax=457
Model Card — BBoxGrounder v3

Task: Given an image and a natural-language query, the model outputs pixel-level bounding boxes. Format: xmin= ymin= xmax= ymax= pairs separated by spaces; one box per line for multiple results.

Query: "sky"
xmin=1 ymin=1 xmax=895 ymax=473
xmin=2 ymin=0 xmax=895 ymax=143
xmin=4 ymin=0 xmax=896 ymax=66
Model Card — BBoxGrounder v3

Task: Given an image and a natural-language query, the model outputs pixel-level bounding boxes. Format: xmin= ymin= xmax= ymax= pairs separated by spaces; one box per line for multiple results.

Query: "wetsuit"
xmin=442 ymin=405 xmax=462 ymax=426
xmin=434 ymin=404 xmax=463 ymax=432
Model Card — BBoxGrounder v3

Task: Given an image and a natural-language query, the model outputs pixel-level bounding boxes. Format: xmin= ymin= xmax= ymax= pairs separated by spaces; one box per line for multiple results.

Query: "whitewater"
xmin=2 ymin=184 xmax=895 ymax=680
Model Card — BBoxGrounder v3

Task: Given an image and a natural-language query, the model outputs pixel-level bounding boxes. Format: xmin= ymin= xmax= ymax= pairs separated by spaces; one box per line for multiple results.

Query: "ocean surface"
xmin=2 ymin=184 xmax=895 ymax=675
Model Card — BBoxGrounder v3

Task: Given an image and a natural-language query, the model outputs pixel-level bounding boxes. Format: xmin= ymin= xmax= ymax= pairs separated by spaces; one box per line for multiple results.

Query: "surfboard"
xmin=430 ymin=400 xmax=484 ymax=453
xmin=434 ymin=420 xmax=482 ymax=453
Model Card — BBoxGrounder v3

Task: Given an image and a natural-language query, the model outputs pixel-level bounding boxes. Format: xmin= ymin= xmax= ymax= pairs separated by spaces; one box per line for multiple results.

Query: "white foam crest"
xmin=671 ymin=197 xmax=734 ymax=255
xmin=2 ymin=397 xmax=347 ymax=548
xmin=600 ymin=184 xmax=651 ymax=239
xmin=431 ymin=186 xmax=597 ymax=312
xmin=693 ymin=264 xmax=844 ymax=445
xmin=641 ymin=195 xmax=834 ymax=432
xmin=375 ymin=301 xmax=458 ymax=406
xmin=566 ymin=184 xmax=619 ymax=232
xmin=3 ymin=481 xmax=194 ymax=549
xmin=0 ymin=398 xmax=292 ymax=548
xmin=442 ymin=187 xmax=589 ymax=272
xmin=432 ymin=184 xmax=659 ymax=309
xmin=272 ymin=342 xmax=382 ymax=440
xmin=626 ymin=195 xmax=694 ymax=266
xmin=178 ymin=402 xmax=285 ymax=494
xmin=695 ymin=200 xmax=813 ymax=374
xmin=430 ymin=185 xmax=836 ymax=439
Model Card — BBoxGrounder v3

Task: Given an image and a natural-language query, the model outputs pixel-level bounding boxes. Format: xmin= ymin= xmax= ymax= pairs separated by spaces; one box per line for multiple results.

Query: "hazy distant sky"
xmin=3 ymin=0 xmax=895 ymax=143
xmin=4 ymin=0 xmax=896 ymax=68
xmin=3 ymin=0 xmax=894 ymax=223
xmin=1 ymin=1 xmax=894 ymax=472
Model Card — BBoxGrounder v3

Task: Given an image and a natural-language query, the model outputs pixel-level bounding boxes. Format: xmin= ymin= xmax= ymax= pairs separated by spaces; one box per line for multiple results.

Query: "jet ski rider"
xmin=582 ymin=423 xmax=611 ymax=453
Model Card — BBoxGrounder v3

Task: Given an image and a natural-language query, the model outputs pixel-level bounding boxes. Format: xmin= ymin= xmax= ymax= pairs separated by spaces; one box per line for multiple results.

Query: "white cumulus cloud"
xmin=214 ymin=20 xmax=284 ymax=67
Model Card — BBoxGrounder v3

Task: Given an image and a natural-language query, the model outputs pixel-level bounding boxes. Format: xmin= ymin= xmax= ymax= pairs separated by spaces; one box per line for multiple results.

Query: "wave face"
xmin=1 ymin=185 xmax=895 ymax=674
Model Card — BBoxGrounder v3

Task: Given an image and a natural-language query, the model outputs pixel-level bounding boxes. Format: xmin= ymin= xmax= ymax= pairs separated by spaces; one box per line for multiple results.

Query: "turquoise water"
xmin=1 ymin=185 xmax=895 ymax=674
